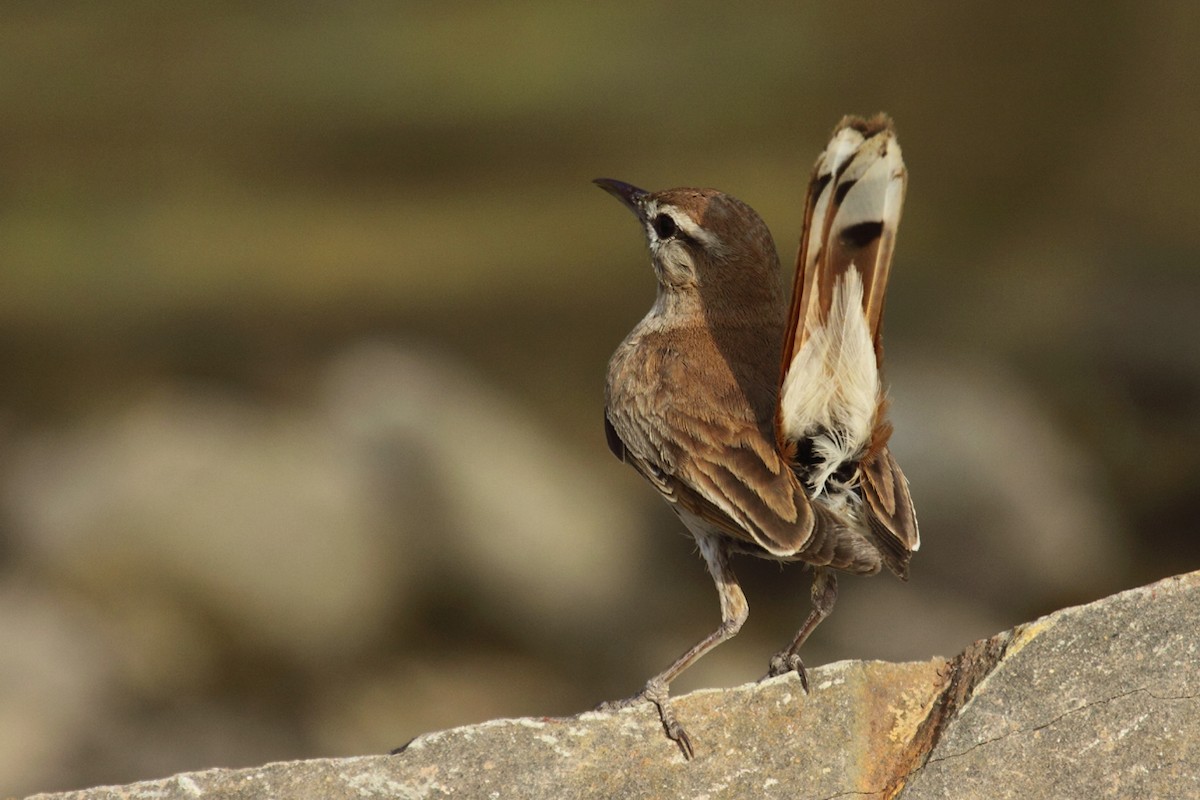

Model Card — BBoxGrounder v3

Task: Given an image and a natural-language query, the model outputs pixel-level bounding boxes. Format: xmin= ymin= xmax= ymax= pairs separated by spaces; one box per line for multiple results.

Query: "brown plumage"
xmin=594 ymin=115 xmax=918 ymax=759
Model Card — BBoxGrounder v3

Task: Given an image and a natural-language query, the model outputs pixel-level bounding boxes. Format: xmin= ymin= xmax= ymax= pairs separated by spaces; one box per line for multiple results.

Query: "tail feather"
xmin=781 ymin=114 xmax=905 ymax=380
xmin=778 ymin=115 xmax=906 ymax=462
xmin=777 ymin=114 xmax=919 ymax=573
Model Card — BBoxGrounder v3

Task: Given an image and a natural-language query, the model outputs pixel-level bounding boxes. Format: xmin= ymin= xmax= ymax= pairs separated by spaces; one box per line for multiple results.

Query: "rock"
xmin=320 ymin=340 xmax=647 ymax=640
xmin=2 ymin=389 xmax=408 ymax=668
xmin=0 ymin=582 xmax=121 ymax=795
xmin=25 ymin=570 xmax=1200 ymax=800
xmin=2 ymin=342 xmax=647 ymax=675
xmin=0 ymin=342 xmax=654 ymax=793
xmin=889 ymin=359 xmax=1127 ymax=609
xmin=901 ymin=570 xmax=1200 ymax=799
xmin=23 ymin=659 xmax=947 ymax=800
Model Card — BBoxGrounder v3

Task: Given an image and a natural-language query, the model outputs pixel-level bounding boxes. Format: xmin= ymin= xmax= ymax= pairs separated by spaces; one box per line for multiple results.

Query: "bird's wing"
xmin=859 ymin=440 xmax=920 ymax=576
xmin=606 ymin=392 xmax=814 ymax=558
xmin=608 ymin=400 xmax=883 ymax=573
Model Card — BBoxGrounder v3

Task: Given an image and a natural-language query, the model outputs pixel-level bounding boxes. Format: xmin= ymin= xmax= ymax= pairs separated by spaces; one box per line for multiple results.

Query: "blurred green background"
xmin=3 ymin=3 xmax=1199 ymax=795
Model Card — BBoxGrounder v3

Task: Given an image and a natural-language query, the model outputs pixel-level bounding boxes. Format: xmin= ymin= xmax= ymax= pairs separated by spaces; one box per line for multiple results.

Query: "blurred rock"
xmin=0 ymin=582 xmax=120 ymax=797
xmin=889 ymin=356 xmax=1128 ymax=611
xmin=320 ymin=340 xmax=644 ymax=640
xmin=2 ymin=340 xmax=644 ymax=665
xmin=305 ymin=651 xmax=578 ymax=757
xmin=0 ymin=340 xmax=649 ymax=791
xmin=29 ymin=570 xmax=1200 ymax=800
xmin=2 ymin=388 xmax=406 ymax=671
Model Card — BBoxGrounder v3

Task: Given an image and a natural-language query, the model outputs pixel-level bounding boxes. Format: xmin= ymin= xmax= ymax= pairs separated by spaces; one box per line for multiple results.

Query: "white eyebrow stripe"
xmin=644 ymin=201 xmax=724 ymax=251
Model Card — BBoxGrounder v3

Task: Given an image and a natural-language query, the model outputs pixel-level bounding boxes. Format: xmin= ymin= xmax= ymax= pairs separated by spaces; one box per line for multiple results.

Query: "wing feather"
xmin=859 ymin=444 xmax=920 ymax=577
xmin=609 ymin=398 xmax=889 ymax=574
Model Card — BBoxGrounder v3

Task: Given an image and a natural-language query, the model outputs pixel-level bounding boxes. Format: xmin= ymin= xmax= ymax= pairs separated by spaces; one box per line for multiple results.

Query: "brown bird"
xmin=595 ymin=114 xmax=918 ymax=759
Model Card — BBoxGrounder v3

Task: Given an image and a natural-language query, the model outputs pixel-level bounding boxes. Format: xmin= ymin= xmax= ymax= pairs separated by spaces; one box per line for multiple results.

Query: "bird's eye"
xmin=651 ymin=213 xmax=677 ymax=240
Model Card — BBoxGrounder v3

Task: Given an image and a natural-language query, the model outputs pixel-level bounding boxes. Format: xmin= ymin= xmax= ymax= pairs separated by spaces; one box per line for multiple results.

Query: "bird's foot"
xmin=596 ymin=676 xmax=694 ymax=760
xmin=766 ymin=651 xmax=810 ymax=693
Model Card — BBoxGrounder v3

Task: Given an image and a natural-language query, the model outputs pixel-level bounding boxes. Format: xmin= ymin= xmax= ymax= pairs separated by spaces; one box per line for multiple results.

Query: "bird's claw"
xmin=766 ymin=651 xmax=810 ymax=693
xmin=596 ymin=677 xmax=695 ymax=760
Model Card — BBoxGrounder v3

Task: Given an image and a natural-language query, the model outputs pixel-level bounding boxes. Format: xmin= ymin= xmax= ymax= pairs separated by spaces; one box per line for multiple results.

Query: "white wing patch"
xmin=779 ymin=266 xmax=880 ymax=496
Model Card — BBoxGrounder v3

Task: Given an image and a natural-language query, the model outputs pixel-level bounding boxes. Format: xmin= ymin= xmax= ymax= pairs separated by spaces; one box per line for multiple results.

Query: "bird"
xmin=594 ymin=114 xmax=918 ymax=759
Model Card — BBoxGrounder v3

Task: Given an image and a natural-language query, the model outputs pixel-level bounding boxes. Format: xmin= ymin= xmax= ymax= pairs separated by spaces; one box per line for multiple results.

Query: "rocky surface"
xmin=26 ymin=570 xmax=1200 ymax=800
xmin=904 ymin=570 xmax=1200 ymax=799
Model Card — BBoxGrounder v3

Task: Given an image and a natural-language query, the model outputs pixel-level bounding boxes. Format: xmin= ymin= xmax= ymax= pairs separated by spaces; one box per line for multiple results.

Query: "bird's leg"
xmin=597 ymin=533 xmax=747 ymax=760
xmin=767 ymin=568 xmax=837 ymax=690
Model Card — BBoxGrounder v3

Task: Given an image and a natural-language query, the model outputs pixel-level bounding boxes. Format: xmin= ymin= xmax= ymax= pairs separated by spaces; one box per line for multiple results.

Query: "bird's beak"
xmin=593 ymin=178 xmax=648 ymax=220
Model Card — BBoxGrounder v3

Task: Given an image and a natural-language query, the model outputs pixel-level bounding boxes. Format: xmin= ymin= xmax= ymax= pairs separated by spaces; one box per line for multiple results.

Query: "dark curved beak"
xmin=593 ymin=178 xmax=648 ymax=219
